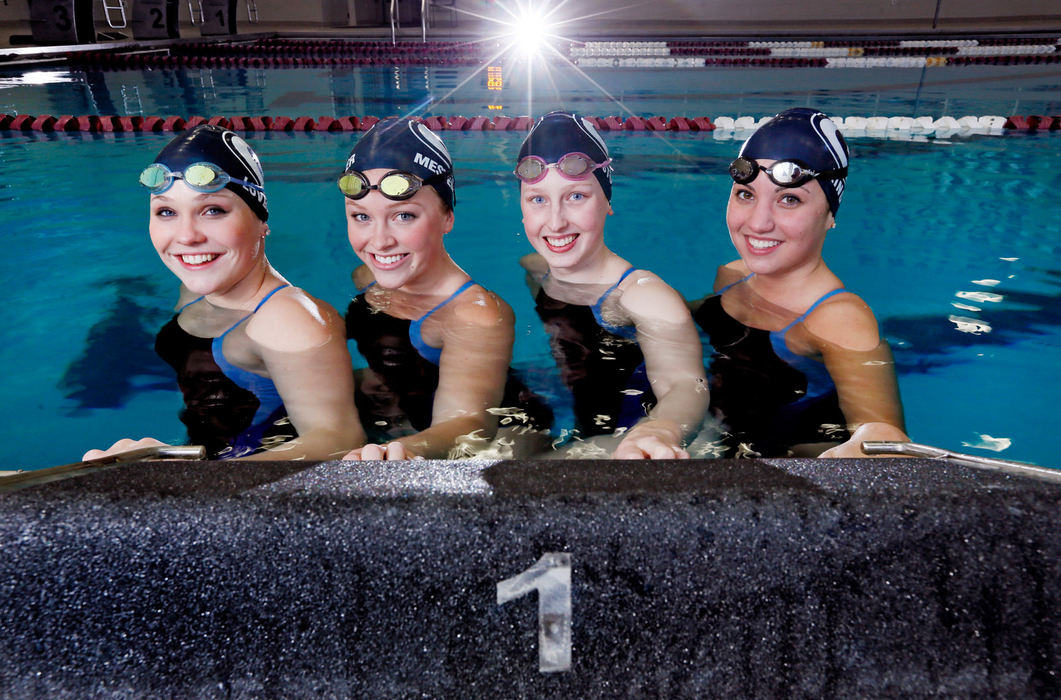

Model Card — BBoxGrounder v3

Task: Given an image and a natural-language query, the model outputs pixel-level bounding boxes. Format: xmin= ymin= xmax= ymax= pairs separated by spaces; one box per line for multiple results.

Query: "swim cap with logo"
xmin=152 ymin=124 xmax=269 ymax=222
xmin=518 ymin=111 xmax=613 ymax=201
xmin=344 ymin=117 xmax=456 ymax=210
xmin=738 ymin=108 xmax=849 ymax=216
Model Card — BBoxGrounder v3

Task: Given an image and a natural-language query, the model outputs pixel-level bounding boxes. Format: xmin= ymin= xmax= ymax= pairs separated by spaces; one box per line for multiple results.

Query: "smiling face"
xmin=344 ymin=168 xmax=454 ymax=293
xmin=148 ymin=182 xmax=267 ymax=301
xmin=520 ymin=168 xmax=612 ymax=278
xmin=725 ymin=159 xmax=835 ymax=279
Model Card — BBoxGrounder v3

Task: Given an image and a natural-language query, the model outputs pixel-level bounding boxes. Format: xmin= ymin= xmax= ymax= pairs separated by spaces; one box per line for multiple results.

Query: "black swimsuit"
xmin=693 ymin=274 xmax=849 ymax=456
xmin=533 ymin=268 xmax=657 ymax=438
xmin=345 ymin=283 xmax=552 ymax=442
xmin=154 ymin=287 xmax=296 ymax=459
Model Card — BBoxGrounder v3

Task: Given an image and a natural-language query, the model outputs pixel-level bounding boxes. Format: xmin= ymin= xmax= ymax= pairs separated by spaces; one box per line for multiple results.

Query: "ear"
xmin=441 ymin=208 xmax=455 ymax=235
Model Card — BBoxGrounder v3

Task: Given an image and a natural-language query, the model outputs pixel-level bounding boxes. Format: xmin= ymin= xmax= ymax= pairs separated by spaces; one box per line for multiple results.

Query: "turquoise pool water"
xmin=2 ymin=63 xmax=1059 ymax=470
xmin=3 ymin=62 xmax=1059 ymax=122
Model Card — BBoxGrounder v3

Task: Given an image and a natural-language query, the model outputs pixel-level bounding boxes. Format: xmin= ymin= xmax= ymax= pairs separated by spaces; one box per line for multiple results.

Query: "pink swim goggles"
xmin=515 ymin=152 xmax=612 ymax=184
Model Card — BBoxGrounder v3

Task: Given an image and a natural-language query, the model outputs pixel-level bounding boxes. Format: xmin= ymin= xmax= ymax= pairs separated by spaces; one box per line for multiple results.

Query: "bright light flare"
xmin=417 ymin=0 xmax=676 ymax=142
xmin=510 ymin=10 xmax=553 ymax=57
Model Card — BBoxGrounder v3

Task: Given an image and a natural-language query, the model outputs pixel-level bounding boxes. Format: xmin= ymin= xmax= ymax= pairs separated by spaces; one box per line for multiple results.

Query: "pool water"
xmin=2 ymin=63 xmax=1059 ymax=470
xmin=3 ymin=62 xmax=1060 ymax=122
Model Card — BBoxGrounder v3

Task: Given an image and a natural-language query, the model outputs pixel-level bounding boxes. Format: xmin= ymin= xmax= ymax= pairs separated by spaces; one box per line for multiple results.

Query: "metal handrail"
xmin=102 ymin=0 xmax=128 ymax=29
xmin=188 ymin=0 xmax=204 ymax=25
xmin=247 ymin=0 xmax=259 ymax=24
xmin=862 ymin=441 xmax=1061 ymax=484
xmin=121 ymin=83 xmax=143 ymax=116
xmin=389 ymin=0 xmax=398 ymax=45
xmin=421 ymin=0 xmax=427 ymax=42
xmin=0 ymin=445 xmax=206 ymax=492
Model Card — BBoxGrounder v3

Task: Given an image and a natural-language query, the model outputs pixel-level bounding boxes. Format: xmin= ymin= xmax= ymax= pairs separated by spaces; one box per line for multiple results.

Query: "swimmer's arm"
xmin=818 ymin=422 xmax=911 ymax=458
xmin=807 ymin=299 xmax=909 ymax=458
xmin=390 ymin=292 xmax=515 ymax=460
xmin=613 ymin=277 xmax=710 ymax=460
xmin=82 ymin=436 xmax=169 ymax=462
xmin=246 ymin=292 xmax=365 ymax=461
xmin=83 ymin=295 xmax=366 ymax=462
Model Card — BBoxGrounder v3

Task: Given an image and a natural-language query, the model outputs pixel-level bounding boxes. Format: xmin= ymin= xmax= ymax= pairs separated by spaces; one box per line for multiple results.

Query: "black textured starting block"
xmin=1 ymin=457 xmax=1059 ymax=697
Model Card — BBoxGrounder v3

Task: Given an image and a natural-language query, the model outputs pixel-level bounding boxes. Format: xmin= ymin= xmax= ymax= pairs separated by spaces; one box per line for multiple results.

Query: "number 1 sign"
xmin=497 ymin=553 xmax=573 ymax=673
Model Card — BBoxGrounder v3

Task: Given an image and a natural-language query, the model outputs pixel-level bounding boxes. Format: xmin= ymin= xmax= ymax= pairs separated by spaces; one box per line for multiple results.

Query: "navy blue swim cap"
xmin=152 ymin=124 xmax=268 ymax=221
xmin=739 ymin=108 xmax=849 ymax=216
xmin=518 ymin=111 xmax=613 ymax=201
xmin=344 ymin=117 xmax=456 ymax=210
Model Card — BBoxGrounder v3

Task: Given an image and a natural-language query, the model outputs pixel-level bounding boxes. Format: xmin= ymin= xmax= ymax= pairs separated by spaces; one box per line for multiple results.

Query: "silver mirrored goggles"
xmin=729 ymin=156 xmax=846 ymax=188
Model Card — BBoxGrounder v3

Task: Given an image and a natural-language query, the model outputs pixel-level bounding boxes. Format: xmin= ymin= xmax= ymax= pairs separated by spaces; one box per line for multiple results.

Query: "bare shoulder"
xmin=520 ymin=252 xmax=548 ymax=277
xmin=519 ymin=253 xmax=547 ymax=296
xmin=246 ymin=287 xmax=344 ymax=351
xmin=804 ymin=292 xmax=881 ymax=351
xmin=351 ymin=264 xmax=375 ymax=290
xmin=449 ymin=285 xmax=515 ymax=329
xmin=716 ymin=260 xmax=749 ymax=291
xmin=617 ymin=270 xmax=692 ymax=323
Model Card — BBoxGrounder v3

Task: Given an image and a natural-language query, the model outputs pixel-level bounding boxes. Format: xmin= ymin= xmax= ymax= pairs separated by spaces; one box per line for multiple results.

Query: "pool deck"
xmin=2 ymin=457 xmax=1058 ymax=697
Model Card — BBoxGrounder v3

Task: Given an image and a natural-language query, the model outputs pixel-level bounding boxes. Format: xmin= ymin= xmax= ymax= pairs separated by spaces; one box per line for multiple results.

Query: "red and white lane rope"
xmin=2 ymin=113 xmax=1058 ymax=135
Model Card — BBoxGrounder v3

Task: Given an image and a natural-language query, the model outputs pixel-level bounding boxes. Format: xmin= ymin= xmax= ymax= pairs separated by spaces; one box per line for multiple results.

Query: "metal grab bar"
xmin=421 ymin=0 xmax=427 ymax=41
xmin=0 ymin=445 xmax=206 ymax=492
xmin=862 ymin=441 xmax=1061 ymax=484
xmin=246 ymin=0 xmax=259 ymax=24
xmin=189 ymin=0 xmax=204 ymax=25
xmin=389 ymin=0 xmax=398 ymax=45
xmin=102 ymin=0 xmax=128 ymax=29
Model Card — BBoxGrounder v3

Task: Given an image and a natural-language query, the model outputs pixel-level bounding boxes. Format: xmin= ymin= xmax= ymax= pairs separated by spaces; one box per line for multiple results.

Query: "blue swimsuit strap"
xmin=210 ymin=284 xmax=291 ymax=398
xmin=416 ymin=280 xmax=476 ymax=324
xmin=715 ymin=272 xmax=847 ymax=331
xmin=777 ymin=287 xmax=849 ymax=335
xmin=176 ymin=295 xmax=206 ymax=313
xmin=591 ymin=267 xmax=639 ymax=337
xmin=409 ymin=279 xmax=477 ymax=365
xmin=715 ymin=272 xmax=755 ymax=297
xmin=215 ymin=284 xmax=292 ymax=341
xmin=769 ymin=287 xmax=849 ymax=403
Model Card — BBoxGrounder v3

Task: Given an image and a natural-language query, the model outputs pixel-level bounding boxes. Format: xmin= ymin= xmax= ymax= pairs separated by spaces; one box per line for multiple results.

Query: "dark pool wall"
xmin=4 ymin=0 xmax=1061 ymax=46
xmin=1 ymin=458 xmax=1059 ymax=698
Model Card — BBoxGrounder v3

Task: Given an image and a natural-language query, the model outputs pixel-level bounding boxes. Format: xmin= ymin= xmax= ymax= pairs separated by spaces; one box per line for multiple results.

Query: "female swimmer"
xmin=690 ymin=107 xmax=908 ymax=458
xmin=84 ymin=125 xmax=364 ymax=461
xmin=341 ymin=117 xmax=551 ymax=460
xmin=517 ymin=111 xmax=708 ymax=459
